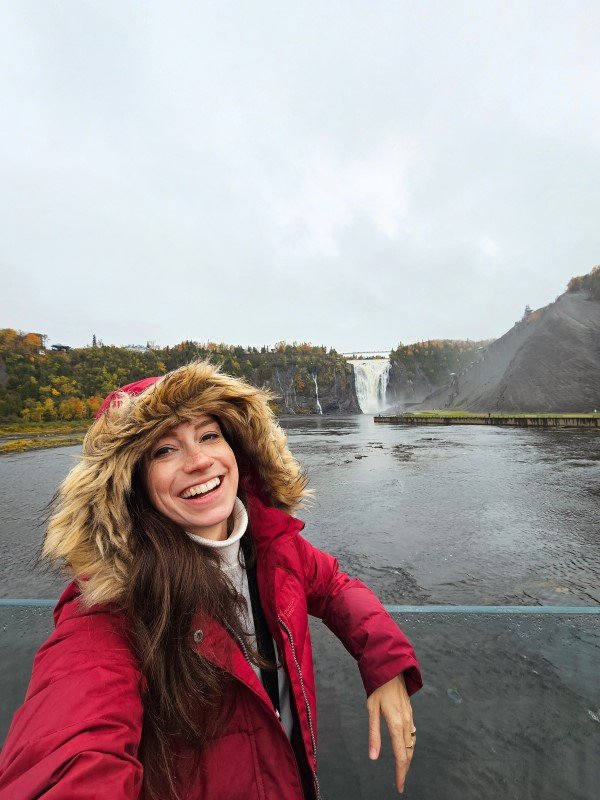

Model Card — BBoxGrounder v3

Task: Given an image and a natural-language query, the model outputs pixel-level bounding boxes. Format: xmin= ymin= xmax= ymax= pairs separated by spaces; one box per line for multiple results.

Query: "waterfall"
xmin=349 ymin=359 xmax=391 ymax=414
xmin=311 ymin=373 xmax=323 ymax=414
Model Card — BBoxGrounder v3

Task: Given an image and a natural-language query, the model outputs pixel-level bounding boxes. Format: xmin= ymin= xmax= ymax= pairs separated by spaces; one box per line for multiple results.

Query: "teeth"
xmin=181 ymin=477 xmax=221 ymax=499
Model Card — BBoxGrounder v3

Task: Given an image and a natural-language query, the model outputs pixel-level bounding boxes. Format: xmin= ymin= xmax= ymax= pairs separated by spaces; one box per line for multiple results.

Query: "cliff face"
xmin=418 ymin=289 xmax=600 ymax=412
xmin=386 ymin=360 xmax=436 ymax=407
xmin=386 ymin=339 xmax=492 ymax=409
xmin=257 ymin=363 xmax=361 ymax=414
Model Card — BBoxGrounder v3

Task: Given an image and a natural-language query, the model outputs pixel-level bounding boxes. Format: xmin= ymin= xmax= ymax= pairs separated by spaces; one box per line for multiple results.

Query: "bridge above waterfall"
xmin=341 ymin=350 xmax=390 ymax=358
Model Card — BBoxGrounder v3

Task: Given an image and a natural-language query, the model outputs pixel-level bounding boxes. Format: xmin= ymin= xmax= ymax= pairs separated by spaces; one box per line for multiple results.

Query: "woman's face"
xmin=144 ymin=416 xmax=239 ymax=541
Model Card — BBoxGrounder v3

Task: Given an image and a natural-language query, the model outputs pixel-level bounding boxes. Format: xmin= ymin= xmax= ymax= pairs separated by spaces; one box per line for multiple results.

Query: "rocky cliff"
xmin=386 ymin=339 xmax=492 ymax=409
xmin=386 ymin=360 xmax=436 ymax=407
xmin=418 ymin=288 xmax=600 ymax=412
xmin=259 ymin=362 xmax=360 ymax=414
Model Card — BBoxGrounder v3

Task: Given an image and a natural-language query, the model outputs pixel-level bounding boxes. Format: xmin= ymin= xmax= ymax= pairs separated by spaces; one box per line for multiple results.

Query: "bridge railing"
xmin=1 ymin=602 xmax=598 ymax=799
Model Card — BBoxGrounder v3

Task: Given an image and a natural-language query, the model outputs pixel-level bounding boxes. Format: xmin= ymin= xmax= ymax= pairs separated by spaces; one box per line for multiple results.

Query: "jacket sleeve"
xmin=294 ymin=534 xmax=423 ymax=698
xmin=0 ymin=629 xmax=144 ymax=799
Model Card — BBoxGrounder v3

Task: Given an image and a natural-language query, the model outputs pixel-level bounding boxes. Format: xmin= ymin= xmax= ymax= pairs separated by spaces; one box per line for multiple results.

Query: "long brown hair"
xmin=125 ymin=466 xmax=263 ymax=800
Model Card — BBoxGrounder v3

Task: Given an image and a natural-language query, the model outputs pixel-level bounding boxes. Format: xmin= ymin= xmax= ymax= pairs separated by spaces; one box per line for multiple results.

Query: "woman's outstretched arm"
xmin=294 ymin=534 xmax=422 ymax=696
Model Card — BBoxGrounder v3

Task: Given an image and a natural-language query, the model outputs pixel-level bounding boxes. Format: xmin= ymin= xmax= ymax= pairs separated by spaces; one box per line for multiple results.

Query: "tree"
xmin=0 ymin=329 xmax=19 ymax=349
xmin=41 ymin=398 xmax=57 ymax=421
xmin=86 ymin=396 xmax=103 ymax=417
xmin=294 ymin=374 xmax=306 ymax=393
xmin=58 ymin=397 xmax=85 ymax=420
xmin=23 ymin=333 xmax=43 ymax=351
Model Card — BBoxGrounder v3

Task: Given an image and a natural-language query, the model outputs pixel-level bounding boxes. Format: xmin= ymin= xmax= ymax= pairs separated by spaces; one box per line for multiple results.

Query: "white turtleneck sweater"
xmin=188 ymin=498 xmax=293 ymax=739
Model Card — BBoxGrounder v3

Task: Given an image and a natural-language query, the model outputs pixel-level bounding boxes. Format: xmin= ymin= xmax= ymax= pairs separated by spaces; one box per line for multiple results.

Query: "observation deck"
xmin=2 ymin=600 xmax=598 ymax=798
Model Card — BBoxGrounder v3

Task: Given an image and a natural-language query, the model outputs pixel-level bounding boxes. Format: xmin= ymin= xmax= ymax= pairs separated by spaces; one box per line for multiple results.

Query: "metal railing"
xmin=1 ymin=602 xmax=598 ymax=799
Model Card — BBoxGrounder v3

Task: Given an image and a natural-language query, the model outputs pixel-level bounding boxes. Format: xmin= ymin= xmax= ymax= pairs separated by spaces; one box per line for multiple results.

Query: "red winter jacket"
xmin=0 ymin=495 xmax=422 ymax=800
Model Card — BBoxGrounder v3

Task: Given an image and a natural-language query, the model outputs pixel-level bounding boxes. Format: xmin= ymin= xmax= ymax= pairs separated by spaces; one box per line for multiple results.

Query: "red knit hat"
xmin=95 ymin=376 xmax=161 ymax=418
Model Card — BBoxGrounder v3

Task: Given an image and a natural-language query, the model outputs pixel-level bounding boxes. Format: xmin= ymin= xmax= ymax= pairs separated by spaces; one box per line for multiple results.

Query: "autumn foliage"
xmin=389 ymin=339 xmax=494 ymax=385
xmin=0 ymin=334 xmax=350 ymax=420
xmin=567 ymin=265 xmax=600 ymax=300
xmin=0 ymin=332 xmax=167 ymax=421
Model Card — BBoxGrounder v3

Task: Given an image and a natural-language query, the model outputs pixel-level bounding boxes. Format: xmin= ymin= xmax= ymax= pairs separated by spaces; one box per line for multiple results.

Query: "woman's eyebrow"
xmin=193 ymin=419 xmax=216 ymax=431
xmin=152 ymin=419 xmax=216 ymax=447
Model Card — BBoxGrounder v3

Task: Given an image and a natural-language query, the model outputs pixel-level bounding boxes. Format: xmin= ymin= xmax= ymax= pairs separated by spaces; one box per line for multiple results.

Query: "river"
xmin=1 ymin=416 xmax=599 ymax=798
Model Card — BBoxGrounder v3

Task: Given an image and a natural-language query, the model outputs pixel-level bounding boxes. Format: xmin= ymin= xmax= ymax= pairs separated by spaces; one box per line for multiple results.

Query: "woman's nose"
xmin=183 ymin=445 xmax=213 ymax=472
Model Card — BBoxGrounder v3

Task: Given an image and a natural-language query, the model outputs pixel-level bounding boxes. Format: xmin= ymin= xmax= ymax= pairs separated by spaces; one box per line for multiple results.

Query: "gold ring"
xmin=410 ymin=730 xmax=416 ymax=737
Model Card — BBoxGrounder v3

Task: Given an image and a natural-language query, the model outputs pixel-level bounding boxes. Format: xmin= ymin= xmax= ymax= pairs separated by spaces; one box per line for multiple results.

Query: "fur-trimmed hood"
xmin=43 ymin=362 xmax=308 ymax=607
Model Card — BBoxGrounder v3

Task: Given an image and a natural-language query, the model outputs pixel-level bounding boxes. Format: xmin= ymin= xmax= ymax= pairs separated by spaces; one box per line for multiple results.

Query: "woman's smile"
xmin=179 ymin=475 xmax=223 ymax=499
xmin=145 ymin=416 xmax=239 ymax=540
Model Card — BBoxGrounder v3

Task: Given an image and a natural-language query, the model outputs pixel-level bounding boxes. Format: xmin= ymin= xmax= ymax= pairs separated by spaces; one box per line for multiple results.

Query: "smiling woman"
xmin=0 ymin=362 xmax=422 ymax=800
xmin=145 ymin=417 xmax=240 ymax=540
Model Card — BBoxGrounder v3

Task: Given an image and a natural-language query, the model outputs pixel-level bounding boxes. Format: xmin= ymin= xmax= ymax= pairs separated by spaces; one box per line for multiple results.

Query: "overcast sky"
xmin=1 ymin=1 xmax=599 ymax=352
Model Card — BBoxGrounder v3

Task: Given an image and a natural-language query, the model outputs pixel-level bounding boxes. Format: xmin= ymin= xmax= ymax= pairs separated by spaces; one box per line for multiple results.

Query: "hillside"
xmin=418 ymin=282 xmax=600 ymax=413
xmin=0 ymin=336 xmax=359 ymax=420
xmin=3 ymin=267 xmax=598 ymax=419
xmin=386 ymin=339 xmax=493 ymax=407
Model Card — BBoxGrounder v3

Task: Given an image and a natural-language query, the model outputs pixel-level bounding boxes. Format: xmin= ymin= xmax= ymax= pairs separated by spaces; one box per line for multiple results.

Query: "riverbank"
xmin=375 ymin=412 xmax=600 ymax=428
xmin=0 ymin=421 xmax=89 ymax=454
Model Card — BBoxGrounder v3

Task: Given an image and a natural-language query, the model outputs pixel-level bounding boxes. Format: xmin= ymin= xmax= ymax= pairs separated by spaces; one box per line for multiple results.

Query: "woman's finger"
xmin=404 ymin=717 xmax=416 ymax=748
xmin=367 ymin=698 xmax=381 ymax=760
xmin=403 ymin=731 xmax=416 ymax=770
xmin=385 ymin=714 xmax=410 ymax=793
xmin=368 ymin=677 xmax=416 ymax=792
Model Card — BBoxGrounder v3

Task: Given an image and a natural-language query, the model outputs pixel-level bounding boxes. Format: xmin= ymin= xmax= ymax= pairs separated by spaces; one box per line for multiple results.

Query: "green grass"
xmin=0 ymin=420 xmax=91 ymax=436
xmin=399 ymin=411 xmax=600 ymax=419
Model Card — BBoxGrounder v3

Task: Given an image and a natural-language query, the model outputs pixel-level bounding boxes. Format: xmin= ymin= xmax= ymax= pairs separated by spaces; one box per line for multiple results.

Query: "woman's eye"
xmin=201 ymin=432 xmax=219 ymax=442
xmin=153 ymin=445 xmax=174 ymax=458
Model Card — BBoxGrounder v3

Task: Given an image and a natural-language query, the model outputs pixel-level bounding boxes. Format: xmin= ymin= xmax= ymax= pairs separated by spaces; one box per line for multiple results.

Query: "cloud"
xmin=262 ymin=141 xmax=415 ymax=259
xmin=1 ymin=1 xmax=598 ymax=350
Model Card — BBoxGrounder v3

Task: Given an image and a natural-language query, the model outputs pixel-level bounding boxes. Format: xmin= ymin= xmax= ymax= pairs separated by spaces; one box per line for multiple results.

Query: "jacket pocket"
xmin=190 ymin=731 xmax=263 ymax=800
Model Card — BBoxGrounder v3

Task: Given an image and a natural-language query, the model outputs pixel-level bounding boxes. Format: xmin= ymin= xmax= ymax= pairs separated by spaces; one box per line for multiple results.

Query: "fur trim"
xmin=43 ymin=362 xmax=309 ymax=606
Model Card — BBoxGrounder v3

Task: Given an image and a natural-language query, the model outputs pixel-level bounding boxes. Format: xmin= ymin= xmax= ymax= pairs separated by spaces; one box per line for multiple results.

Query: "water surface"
xmin=1 ymin=416 xmax=598 ymax=604
xmin=1 ymin=417 xmax=599 ymax=798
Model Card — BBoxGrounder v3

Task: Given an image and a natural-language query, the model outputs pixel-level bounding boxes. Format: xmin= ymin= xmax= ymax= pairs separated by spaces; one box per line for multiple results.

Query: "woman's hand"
xmin=367 ymin=673 xmax=416 ymax=794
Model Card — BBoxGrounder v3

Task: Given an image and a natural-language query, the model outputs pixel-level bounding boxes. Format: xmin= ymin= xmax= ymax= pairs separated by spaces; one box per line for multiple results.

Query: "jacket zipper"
xmin=278 ymin=615 xmax=322 ymax=800
xmin=224 ymin=620 xmax=251 ymax=662
xmin=224 ymin=621 xmax=283 ymax=721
